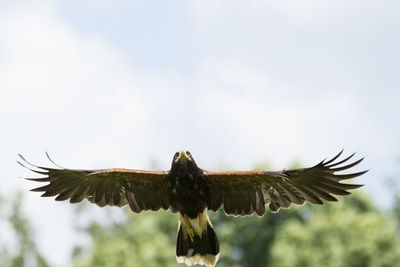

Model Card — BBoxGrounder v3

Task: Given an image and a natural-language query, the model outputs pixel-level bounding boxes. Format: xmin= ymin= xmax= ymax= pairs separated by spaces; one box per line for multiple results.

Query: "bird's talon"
xmin=188 ymin=228 xmax=195 ymax=241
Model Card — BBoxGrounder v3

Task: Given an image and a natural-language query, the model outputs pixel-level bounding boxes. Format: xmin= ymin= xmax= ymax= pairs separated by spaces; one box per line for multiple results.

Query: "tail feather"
xmin=176 ymin=214 xmax=220 ymax=267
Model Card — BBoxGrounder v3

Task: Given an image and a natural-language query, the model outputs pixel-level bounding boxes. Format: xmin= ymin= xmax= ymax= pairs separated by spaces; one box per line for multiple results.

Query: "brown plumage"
xmin=19 ymin=150 xmax=367 ymax=267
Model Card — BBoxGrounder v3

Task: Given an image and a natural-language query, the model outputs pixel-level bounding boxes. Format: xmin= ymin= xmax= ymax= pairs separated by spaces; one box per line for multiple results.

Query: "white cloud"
xmin=0 ymin=3 xmax=153 ymax=266
xmin=0 ymin=2 xmax=155 ymax=163
xmin=189 ymin=60 xmax=371 ymax=163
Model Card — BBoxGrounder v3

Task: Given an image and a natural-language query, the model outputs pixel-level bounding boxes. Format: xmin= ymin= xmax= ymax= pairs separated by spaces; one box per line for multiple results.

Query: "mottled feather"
xmin=18 ymin=155 xmax=171 ymax=213
xmin=206 ymin=151 xmax=366 ymax=215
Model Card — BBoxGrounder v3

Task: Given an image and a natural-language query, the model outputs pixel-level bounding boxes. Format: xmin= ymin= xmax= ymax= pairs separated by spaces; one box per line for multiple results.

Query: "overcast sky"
xmin=1 ymin=1 xmax=399 ymax=266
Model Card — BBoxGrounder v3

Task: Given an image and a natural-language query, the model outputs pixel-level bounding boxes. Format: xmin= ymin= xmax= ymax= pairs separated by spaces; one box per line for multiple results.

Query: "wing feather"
xmin=19 ymin=155 xmax=171 ymax=213
xmin=206 ymin=151 xmax=367 ymax=216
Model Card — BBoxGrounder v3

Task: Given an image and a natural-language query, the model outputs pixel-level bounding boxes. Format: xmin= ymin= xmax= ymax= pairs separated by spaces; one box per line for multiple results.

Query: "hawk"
xmin=19 ymin=150 xmax=366 ymax=267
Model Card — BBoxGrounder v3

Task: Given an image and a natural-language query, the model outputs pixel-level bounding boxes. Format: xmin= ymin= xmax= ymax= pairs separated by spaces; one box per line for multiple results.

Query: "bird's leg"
xmin=181 ymin=215 xmax=195 ymax=242
xmin=187 ymin=227 xmax=195 ymax=242
xmin=197 ymin=213 xmax=205 ymax=239
xmin=185 ymin=219 xmax=195 ymax=242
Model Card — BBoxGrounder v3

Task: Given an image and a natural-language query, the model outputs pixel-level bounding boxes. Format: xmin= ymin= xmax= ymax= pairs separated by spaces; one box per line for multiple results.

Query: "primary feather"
xmin=205 ymin=150 xmax=366 ymax=215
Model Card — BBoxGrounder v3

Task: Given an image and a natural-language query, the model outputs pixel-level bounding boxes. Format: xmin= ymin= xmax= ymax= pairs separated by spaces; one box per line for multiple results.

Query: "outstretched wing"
xmin=206 ymin=151 xmax=367 ymax=216
xmin=18 ymin=154 xmax=172 ymax=213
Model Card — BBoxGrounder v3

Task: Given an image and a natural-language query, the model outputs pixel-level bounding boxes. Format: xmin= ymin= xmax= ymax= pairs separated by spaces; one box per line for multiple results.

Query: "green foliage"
xmin=3 ymin=163 xmax=400 ymax=267
xmin=71 ymin=192 xmax=400 ymax=267
xmin=210 ymin=208 xmax=302 ymax=267
xmin=270 ymin=194 xmax=400 ymax=267
xmin=0 ymin=192 xmax=50 ymax=267
xmin=73 ymin=210 xmax=178 ymax=267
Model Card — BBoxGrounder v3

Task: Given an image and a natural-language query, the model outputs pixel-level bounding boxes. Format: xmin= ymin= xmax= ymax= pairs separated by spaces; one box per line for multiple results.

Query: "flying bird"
xmin=19 ymin=150 xmax=367 ymax=267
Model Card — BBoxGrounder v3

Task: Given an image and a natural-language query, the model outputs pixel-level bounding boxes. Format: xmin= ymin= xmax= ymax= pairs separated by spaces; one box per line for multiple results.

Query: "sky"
xmin=1 ymin=0 xmax=399 ymax=266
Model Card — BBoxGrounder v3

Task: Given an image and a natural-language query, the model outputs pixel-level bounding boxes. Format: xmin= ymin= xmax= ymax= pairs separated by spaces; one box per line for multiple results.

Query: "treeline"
xmin=1 ymin=184 xmax=399 ymax=267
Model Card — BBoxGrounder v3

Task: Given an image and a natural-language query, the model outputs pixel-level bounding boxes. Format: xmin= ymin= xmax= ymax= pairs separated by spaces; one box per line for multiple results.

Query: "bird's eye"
xmin=174 ymin=152 xmax=180 ymax=159
xmin=185 ymin=151 xmax=191 ymax=157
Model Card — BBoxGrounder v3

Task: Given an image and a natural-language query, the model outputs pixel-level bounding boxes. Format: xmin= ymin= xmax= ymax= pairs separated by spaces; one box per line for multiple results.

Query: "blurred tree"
xmin=70 ymin=158 xmax=400 ymax=267
xmin=210 ymin=206 xmax=302 ymax=267
xmin=72 ymin=193 xmax=400 ymax=267
xmin=270 ymin=193 xmax=400 ymax=267
xmin=385 ymin=163 xmax=400 ymax=229
xmin=72 ymin=207 xmax=296 ymax=267
xmin=72 ymin=209 xmax=178 ymax=267
xmin=0 ymin=192 xmax=50 ymax=267
xmin=2 ymin=163 xmax=398 ymax=267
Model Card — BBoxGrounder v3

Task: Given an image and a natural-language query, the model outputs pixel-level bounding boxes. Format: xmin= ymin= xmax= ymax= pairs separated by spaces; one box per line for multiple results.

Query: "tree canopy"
xmin=70 ymin=192 xmax=400 ymax=267
xmin=2 ymin=165 xmax=400 ymax=267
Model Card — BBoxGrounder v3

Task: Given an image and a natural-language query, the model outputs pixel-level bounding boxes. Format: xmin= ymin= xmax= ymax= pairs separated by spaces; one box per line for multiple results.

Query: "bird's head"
xmin=171 ymin=150 xmax=198 ymax=171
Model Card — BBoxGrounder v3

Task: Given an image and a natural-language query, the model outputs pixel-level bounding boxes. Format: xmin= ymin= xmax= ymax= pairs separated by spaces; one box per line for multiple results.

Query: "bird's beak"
xmin=176 ymin=151 xmax=189 ymax=164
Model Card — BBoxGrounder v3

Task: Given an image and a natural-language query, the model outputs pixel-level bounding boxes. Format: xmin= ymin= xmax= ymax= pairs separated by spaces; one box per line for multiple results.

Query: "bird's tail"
xmin=176 ymin=212 xmax=220 ymax=267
